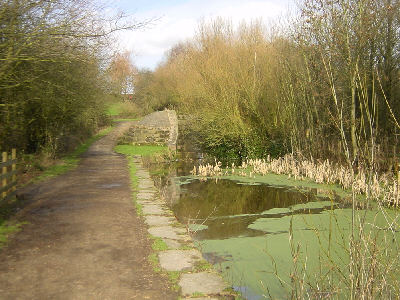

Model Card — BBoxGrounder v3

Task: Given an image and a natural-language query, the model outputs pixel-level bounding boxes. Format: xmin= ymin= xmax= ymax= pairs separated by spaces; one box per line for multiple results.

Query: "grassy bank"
xmin=114 ymin=144 xmax=168 ymax=157
xmin=113 ymin=118 xmax=139 ymax=122
xmin=106 ymin=100 xmax=141 ymax=120
xmin=34 ymin=126 xmax=113 ymax=182
xmin=107 ymin=102 xmax=123 ymax=116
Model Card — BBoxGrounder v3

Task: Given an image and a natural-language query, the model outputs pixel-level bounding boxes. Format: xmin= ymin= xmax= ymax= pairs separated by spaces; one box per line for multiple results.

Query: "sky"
xmin=108 ymin=0 xmax=295 ymax=70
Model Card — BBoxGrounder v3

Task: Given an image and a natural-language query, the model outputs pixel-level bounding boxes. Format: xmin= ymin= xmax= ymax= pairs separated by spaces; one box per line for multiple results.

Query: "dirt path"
xmin=0 ymin=122 xmax=178 ymax=300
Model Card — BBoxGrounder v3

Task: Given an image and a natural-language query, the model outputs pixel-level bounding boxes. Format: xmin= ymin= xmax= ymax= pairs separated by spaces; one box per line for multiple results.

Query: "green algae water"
xmin=151 ymin=163 xmax=400 ymax=299
xmin=170 ymin=179 xmax=342 ymax=299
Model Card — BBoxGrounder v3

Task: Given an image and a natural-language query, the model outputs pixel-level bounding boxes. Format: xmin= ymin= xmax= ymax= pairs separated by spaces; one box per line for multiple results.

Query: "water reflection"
xmin=164 ymin=179 xmax=338 ymax=240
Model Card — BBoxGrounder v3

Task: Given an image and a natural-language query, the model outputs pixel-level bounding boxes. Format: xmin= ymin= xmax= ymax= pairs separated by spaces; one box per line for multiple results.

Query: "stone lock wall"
xmin=122 ymin=110 xmax=178 ymax=151
xmin=124 ymin=125 xmax=170 ymax=145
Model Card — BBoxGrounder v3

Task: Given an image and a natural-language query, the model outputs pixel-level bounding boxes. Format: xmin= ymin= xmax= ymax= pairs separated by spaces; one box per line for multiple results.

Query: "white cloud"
xmin=117 ymin=0 xmax=292 ymax=70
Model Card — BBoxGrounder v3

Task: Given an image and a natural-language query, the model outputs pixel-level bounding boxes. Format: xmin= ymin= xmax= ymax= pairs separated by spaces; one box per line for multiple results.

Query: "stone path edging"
xmin=132 ymin=156 xmax=232 ymax=299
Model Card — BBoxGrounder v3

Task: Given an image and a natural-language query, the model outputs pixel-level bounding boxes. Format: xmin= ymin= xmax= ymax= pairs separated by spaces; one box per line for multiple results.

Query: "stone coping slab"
xmin=138 ymin=179 xmax=154 ymax=185
xmin=136 ymin=199 xmax=163 ymax=206
xmin=148 ymin=226 xmax=189 ymax=241
xmin=158 ymin=249 xmax=202 ymax=271
xmin=179 ymin=272 xmax=229 ymax=296
xmin=163 ymin=238 xmax=182 ymax=249
xmin=138 ymin=184 xmax=155 ymax=190
xmin=133 ymin=156 xmax=234 ymax=299
xmin=137 ymin=192 xmax=156 ymax=200
xmin=135 ymin=171 xmax=151 ymax=179
xmin=173 ymin=226 xmax=187 ymax=234
xmin=144 ymin=215 xmax=175 ymax=226
xmin=185 ymin=297 xmax=220 ymax=300
xmin=142 ymin=205 xmax=166 ymax=215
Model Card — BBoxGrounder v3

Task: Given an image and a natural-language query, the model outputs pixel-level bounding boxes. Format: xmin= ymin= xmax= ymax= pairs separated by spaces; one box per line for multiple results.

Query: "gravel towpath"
xmin=0 ymin=122 xmax=178 ymax=300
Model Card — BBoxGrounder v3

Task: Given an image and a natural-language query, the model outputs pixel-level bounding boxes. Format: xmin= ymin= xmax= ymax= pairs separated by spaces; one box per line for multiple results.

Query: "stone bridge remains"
xmin=122 ymin=110 xmax=178 ymax=151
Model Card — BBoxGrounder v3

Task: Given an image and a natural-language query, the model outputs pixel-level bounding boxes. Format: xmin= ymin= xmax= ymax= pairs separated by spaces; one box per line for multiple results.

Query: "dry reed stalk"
xmin=192 ymin=154 xmax=400 ymax=206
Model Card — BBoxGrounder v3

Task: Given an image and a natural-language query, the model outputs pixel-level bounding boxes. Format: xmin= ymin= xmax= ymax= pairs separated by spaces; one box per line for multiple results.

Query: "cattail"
xmin=192 ymin=154 xmax=397 ymax=205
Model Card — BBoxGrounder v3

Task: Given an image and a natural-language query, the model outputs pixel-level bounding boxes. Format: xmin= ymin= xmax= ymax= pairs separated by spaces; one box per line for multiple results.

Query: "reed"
xmin=192 ymin=154 xmax=399 ymax=206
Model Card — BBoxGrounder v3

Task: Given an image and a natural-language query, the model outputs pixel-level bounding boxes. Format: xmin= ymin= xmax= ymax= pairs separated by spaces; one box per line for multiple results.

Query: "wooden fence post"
xmin=12 ymin=149 xmax=16 ymax=192
xmin=2 ymin=152 xmax=7 ymax=199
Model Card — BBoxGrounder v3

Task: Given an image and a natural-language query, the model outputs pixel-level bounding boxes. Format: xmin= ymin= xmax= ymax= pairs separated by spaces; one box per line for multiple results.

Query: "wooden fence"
xmin=1 ymin=149 xmax=17 ymax=203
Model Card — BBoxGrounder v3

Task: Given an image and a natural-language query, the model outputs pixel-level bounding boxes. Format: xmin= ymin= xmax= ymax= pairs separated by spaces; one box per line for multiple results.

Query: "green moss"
xmin=127 ymin=157 xmax=138 ymax=188
xmin=148 ymin=253 xmax=162 ymax=273
xmin=148 ymin=238 xmax=180 ymax=291
xmin=167 ymin=271 xmax=181 ymax=288
xmin=114 ymin=144 xmax=168 ymax=157
xmin=0 ymin=221 xmax=23 ymax=246
xmin=197 ymin=207 xmax=400 ymax=299
xmin=152 ymin=237 xmax=169 ymax=251
xmin=135 ymin=203 xmax=143 ymax=216
xmin=113 ymin=118 xmax=139 ymax=122
xmin=194 ymin=260 xmax=214 ymax=272
xmin=125 ymin=156 xmax=143 ymax=218
xmin=180 ymin=245 xmax=193 ymax=250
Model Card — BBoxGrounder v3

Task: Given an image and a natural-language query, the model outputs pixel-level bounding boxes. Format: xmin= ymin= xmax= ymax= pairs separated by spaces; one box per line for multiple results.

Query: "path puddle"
xmin=98 ymin=183 xmax=122 ymax=189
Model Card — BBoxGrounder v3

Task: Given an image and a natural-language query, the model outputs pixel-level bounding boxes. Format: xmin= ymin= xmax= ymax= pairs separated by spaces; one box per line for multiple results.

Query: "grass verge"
xmin=114 ymin=144 xmax=167 ymax=216
xmin=125 ymin=156 xmax=140 ymax=217
xmin=106 ymin=102 xmax=123 ymax=116
xmin=106 ymin=100 xmax=140 ymax=118
xmin=113 ymin=118 xmax=139 ymax=122
xmin=167 ymin=271 xmax=181 ymax=291
xmin=148 ymin=252 xmax=162 ymax=273
xmin=36 ymin=126 xmax=112 ymax=182
xmin=115 ymin=144 xmax=181 ymax=292
xmin=151 ymin=236 xmax=169 ymax=251
xmin=0 ymin=221 xmax=24 ymax=247
xmin=114 ymin=144 xmax=168 ymax=157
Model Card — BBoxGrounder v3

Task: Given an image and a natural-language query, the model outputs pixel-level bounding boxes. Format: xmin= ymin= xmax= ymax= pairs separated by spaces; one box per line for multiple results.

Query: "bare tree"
xmin=0 ymin=0 xmax=149 ymax=153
